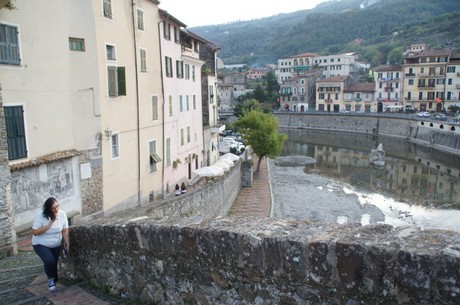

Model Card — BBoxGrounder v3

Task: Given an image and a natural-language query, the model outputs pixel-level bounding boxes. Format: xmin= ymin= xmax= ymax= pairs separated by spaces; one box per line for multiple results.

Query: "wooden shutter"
xmin=117 ymin=67 xmax=126 ymax=96
xmin=107 ymin=66 xmax=117 ymax=97
xmin=0 ymin=24 xmax=20 ymax=65
xmin=4 ymin=106 xmax=27 ymax=160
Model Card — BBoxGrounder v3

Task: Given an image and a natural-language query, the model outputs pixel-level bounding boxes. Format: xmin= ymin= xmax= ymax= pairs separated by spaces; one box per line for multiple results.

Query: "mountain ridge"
xmin=191 ymin=0 xmax=460 ymax=66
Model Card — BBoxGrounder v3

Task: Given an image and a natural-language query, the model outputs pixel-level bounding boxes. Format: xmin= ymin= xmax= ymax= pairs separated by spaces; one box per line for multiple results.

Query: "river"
xmin=270 ymin=128 xmax=460 ymax=233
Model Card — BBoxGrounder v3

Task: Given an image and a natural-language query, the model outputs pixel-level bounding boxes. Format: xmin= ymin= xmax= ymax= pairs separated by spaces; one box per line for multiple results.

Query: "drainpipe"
xmin=131 ymin=0 xmax=141 ymax=205
xmin=158 ymin=19 xmax=166 ymax=199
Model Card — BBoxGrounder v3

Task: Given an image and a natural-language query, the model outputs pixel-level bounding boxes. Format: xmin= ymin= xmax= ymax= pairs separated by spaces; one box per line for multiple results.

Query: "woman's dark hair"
xmin=42 ymin=197 xmax=57 ymax=220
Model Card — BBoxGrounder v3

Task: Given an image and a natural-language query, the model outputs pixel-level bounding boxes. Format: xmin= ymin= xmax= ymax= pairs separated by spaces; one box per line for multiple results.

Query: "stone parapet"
xmin=66 ymin=218 xmax=460 ymax=304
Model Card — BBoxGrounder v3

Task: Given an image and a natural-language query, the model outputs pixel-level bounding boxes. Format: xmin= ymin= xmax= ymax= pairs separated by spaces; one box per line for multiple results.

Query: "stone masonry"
xmin=0 ymin=84 xmax=17 ymax=257
xmin=67 ymin=218 xmax=460 ymax=305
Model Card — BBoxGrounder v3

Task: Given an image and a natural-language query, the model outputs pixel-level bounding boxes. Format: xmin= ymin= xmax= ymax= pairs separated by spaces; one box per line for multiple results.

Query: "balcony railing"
xmin=418 ymin=85 xmax=436 ymax=90
xmin=378 ymin=77 xmax=400 ymax=82
xmin=384 ymin=87 xmax=394 ymax=92
xmin=405 ymin=73 xmax=416 ymax=77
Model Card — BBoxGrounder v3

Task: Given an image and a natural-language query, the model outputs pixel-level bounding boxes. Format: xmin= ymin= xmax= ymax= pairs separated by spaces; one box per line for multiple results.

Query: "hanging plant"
xmin=185 ymin=156 xmax=190 ymax=163
xmin=192 ymin=153 xmax=198 ymax=160
xmin=172 ymin=158 xmax=182 ymax=170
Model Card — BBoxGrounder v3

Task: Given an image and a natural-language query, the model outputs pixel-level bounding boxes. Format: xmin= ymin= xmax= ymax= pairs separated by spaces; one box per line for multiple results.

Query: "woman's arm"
xmin=31 ymin=219 xmax=55 ymax=236
xmin=62 ymin=227 xmax=70 ymax=252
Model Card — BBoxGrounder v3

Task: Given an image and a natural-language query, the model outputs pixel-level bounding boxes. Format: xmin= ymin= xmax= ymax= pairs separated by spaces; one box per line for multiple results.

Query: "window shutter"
xmin=0 ymin=24 xmax=21 ymax=65
xmin=4 ymin=106 xmax=27 ymax=160
xmin=117 ymin=67 xmax=126 ymax=96
xmin=108 ymin=66 xmax=117 ymax=97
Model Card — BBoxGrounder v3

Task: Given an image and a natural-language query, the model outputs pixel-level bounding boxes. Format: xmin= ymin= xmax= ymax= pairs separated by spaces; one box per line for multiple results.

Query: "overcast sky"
xmin=159 ymin=0 xmax=328 ymax=27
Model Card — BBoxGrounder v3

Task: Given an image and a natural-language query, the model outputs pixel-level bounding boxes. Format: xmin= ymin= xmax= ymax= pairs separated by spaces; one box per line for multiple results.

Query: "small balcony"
xmin=210 ymin=124 xmax=226 ymax=134
xmin=384 ymin=87 xmax=394 ymax=92
xmin=405 ymin=73 xmax=416 ymax=77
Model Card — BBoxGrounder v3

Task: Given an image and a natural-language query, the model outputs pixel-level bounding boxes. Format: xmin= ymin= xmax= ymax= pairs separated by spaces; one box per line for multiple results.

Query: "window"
xmin=174 ymin=26 xmax=180 ymax=43
xmin=180 ymin=128 xmax=184 ymax=146
xmin=179 ymin=95 xmax=183 ymax=112
xmin=409 ymin=79 xmax=414 ymax=86
xmin=106 ymin=44 xmax=116 ymax=60
xmin=193 ymin=95 xmax=196 ymax=110
xmin=176 ymin=60 xmax=183 ymax=78
xmin=0 ymin=24 xmax=21 ymax=65
xmin=140 ymin=49 xmax=147 ymax=72
xmin=186 ymin=95 xmax=189 ymax=111
xmin=209 ymin=85 xmax=214 ymax=104
xmin=151 ymin=95 xmax=158 ymax=120
xmin=447 ymin=66 xmax=456 ymax=73
xmin=187 ymin=126 xmax=191 ymax=143
xmin=166 ymin=138 xmax=171 ymax=166
xmin=4 ymin=106 xmax=27 ymax=160
xmin=448 ymin=78 xmax=453 ymax=85
xmin=111 ymin=133 xmax=119 ymax=158
xmin=168 ymin=95 xmax=173 ymax=116
xmin=103 ymin=0 xmax=112 ymax=18
xmin=163 ymin=21 xmax=170 ymax=40
xmin=192 ymin=66 xmax=195 ymax=81
xmin=185 ymin=64 xmax=190 ymax=79
xmin=149 ymin=140 xmax=161 ymax=173
xmin=69 ymin=37 xmax=85 ymax=51
xmin=137 ymin=9 xmax=144 ymax=31
xmin=107 ymin=66 xmax=126 ymax=97
xmin=165 ymin=56 xmax=173 ymax=77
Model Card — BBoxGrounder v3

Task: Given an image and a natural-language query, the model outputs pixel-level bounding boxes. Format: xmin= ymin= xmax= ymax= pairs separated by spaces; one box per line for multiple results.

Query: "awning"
xmin=150 ymin=153 xmax=162 ymax=163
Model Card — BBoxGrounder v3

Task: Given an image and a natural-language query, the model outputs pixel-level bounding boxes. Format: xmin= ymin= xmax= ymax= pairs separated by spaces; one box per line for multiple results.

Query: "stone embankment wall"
xmin=275 ymin=113 xmax=460 ymax=155
xmin=67 ymin=218 xmax=460 ymax=305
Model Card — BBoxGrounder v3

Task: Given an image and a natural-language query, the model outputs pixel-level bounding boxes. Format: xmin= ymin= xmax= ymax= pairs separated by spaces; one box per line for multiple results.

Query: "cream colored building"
xmin=316 ymin=76 xmax=351 ymax=112
xmin=276 ymin=52 xmax=357 ymax=83
xmin=94 ymin=0 xmax=164 ymax=212
xmin=0 ymin=0 xmax=166 ymax=230
xmin=403 ymin=49 xmax=450 ymax=112
xmin=1 ymin=0 xmax=101 ymax=228
xmin=445 ymin=52 xmax=460 ymax=110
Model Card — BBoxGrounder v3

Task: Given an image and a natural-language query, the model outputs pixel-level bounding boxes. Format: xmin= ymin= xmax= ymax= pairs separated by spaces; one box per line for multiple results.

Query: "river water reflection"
xmin=280 ymin=128 xmax=460 ymax=211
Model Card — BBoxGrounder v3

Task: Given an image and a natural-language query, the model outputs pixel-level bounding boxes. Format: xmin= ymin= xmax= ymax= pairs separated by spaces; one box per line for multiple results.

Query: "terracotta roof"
xmin=344 ymin=82 xmax=375 ymax=92
xmin=10 ymin=150 xmax=81 ymax=171
xmin=374 ymin=65 xmax=402 ymax=72
xmin=317 ymin=75 xmax=349 ymax=83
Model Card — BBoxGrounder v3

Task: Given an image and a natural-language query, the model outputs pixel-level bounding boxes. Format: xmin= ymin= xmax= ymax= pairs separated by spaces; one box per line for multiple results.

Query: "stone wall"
xmin=78 ymin=149 xmax=103 ymax=217
xmin=0 ymin=84 xmax=17 ymax=257
xmin=276 ymin=113 xmax=460 ymax=155
xmin=66 ymin=218 xmax=460 ymax=304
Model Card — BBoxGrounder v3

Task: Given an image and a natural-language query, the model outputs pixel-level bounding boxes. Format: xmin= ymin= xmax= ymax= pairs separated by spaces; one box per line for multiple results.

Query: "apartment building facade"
xmin=1 ymin=0 xmax=101 ymax=229
xmin=445 ymin=52 xmax=460 ymax=109
xmin=279 ymin=69 xmax=323 ymax=112
xmin=403 ymin=49 xmax=450 ymax=112
xmin=373 ymin=65 xmax=403 ymax=112
xmin=194 ymin=31 xmax=225 ymax=167
xmin=316 ymin=76 xmax=352 ymax=112
xmin=276 ymin=52 xmax=357 ymax=83
xmin=343 ymin=82 xmax=375 ymax=113
xmin=0 ymin=0 xmax=168 ymax=230
xmin=159 ymin=10 xmax=205 ymax=194
xmin=217 ymin=72 xmax=247 ymax=110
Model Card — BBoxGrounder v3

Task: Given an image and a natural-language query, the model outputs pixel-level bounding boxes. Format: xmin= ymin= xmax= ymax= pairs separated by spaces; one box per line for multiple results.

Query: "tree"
xmin=233 ymin=99 xmax=271 ymax=118
xmin=233 ymin=110 xmax=287 ymax=172
xmin=387 ymin=47 xmax=404 ymax=65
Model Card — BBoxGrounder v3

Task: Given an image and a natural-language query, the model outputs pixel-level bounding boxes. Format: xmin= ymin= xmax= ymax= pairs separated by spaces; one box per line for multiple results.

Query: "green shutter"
xmin=4 ymin=106 xmax=27 ymax=160
xmin=117 ymin=67 xmax=126 ymax=96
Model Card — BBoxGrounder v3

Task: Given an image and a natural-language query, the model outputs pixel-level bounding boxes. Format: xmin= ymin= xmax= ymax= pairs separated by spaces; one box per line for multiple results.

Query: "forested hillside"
xmin=192 ymin=0 xmax=460 ymax=66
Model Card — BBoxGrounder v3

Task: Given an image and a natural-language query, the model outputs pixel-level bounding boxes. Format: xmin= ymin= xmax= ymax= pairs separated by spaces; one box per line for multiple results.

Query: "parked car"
xmin=416 ymin=111 xmax=431 ymax=118
xmin=339 ymin=109 xmax=350 ymax=114
xmin=435 ymin=113 xmax=447 ymax=121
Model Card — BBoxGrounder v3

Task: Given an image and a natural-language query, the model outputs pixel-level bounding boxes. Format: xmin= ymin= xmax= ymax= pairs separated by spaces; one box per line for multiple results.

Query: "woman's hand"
xmin=31 ymin=219 xmax=55 ymax=236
